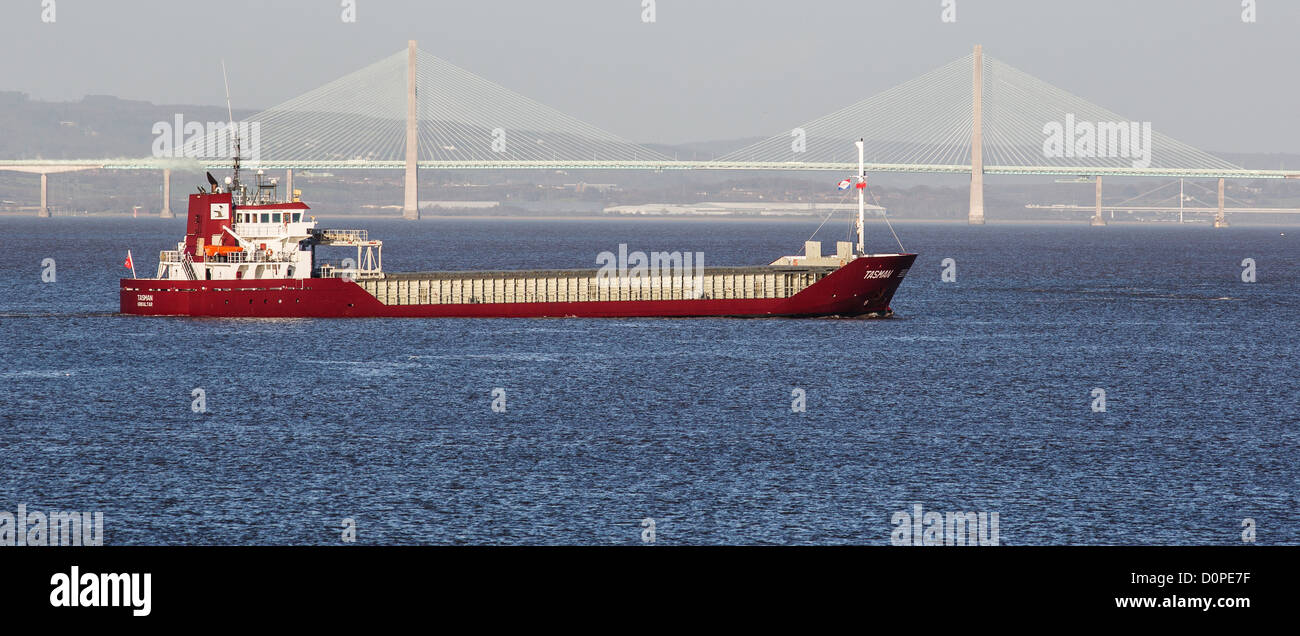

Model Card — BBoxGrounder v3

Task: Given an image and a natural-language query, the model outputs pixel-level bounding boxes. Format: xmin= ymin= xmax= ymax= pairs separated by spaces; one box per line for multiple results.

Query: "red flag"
xmin=124 ymin=250 xmax=134 ymax=270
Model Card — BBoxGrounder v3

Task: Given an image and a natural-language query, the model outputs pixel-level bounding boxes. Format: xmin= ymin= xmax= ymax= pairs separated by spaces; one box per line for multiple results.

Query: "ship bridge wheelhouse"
xmin=234 ymin=210 xmax=305 ymax=224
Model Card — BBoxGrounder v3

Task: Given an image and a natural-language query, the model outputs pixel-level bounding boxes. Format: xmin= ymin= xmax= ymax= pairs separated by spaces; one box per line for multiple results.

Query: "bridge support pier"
xmin=403 ymin=39 xmax=420 ymax=220
xmin=1091 ymin=176 xmax=1106 ymax=226
xmin=160 ymin=168 xmax=174 ymax=218
xmin=968 ymin=45 xmax=985 ymax=225
xmin=38 ymin=173 xmax=50 ymax=217
xmin=1214 ymin=178 xmax=1229 ymax=228
xmin=286 ymin=169 xmax=294 ymax=202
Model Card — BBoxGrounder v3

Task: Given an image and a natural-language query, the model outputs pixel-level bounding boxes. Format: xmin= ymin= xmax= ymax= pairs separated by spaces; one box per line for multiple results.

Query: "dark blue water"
xmin=1 ymin=215 xmax=1296 ymax=545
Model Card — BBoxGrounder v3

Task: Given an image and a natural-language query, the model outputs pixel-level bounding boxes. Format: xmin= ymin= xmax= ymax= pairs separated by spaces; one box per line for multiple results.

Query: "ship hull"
xmin=121 ymin=254 xmax=916 ymax=319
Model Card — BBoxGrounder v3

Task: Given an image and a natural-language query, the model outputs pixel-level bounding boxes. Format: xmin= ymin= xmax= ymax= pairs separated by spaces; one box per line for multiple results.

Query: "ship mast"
xmin=221 ymin=60 xmax=241 ymax=200
xmin=856 ymin=138 xmax=866 ymax=255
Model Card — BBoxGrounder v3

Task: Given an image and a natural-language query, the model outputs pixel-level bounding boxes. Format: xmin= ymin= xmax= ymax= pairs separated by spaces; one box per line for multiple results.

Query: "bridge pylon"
xmin=160 ymin=168 xmax=174 ymax=218
xmin=1213 ymin=178 xmax=1229 ymax=228
xmin=1091 ymin=176 xmax=1107 ymax=226
xmin=403 ymin=39 xmax=420 ymax=220
xmin=37 ymin=173 xmax=50 ymax=217
xmin=968 ymin=45 xmax=985 ymax=225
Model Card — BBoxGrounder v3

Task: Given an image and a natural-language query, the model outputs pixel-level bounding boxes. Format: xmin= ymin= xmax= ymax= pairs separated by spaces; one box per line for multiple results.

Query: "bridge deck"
xmin=2 ymin=159 xmax=1295 ymax=179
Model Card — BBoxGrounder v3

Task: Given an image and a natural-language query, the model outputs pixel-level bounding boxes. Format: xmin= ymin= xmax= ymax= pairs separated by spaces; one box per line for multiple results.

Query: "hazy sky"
xmin=2 ymin=0 xmax=1297 ymax=152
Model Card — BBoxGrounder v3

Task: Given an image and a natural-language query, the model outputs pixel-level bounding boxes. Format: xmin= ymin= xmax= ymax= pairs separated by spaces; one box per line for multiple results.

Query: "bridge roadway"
xmin=3 ymin=159 xmax=1297 ymax=223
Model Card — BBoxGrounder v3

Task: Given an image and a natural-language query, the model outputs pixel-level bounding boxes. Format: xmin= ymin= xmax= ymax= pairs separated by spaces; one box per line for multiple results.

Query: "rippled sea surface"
xmin=0 ymin=215 xmax=1296 ymax=545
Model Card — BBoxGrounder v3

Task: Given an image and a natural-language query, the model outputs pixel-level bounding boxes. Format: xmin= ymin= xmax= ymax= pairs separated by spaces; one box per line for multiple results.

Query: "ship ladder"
xmin=180 ymin=253 xmax=198 ymax=281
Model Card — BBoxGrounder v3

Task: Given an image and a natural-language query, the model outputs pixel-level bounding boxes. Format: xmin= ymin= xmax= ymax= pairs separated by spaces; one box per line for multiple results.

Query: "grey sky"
xmin=2 ymin=0 xmax=1296 ymax=152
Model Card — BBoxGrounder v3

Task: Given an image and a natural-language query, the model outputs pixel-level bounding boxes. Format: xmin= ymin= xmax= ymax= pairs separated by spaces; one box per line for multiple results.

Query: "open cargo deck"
xmin=359 ymin=266 xmax=838 ymax=306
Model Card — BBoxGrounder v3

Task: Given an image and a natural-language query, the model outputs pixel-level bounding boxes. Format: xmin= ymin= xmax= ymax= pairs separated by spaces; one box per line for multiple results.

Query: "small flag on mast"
xmin=837 ymin=179 xmax=852 ymax=190
xmin=124 ymin=250 xmax=136 ymax=279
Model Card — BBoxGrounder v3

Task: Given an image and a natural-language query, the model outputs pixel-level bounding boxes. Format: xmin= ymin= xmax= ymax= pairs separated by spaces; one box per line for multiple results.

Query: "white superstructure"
xmin=154 ymin=170 xmax=382 ymax=282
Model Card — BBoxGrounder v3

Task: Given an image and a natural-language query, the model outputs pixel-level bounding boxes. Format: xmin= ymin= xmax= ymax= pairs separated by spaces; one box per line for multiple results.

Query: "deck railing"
xmin=315 ymin=262 xmax=384 ymax=281
xmin=205 ymin=250 xmax=295 ymax=264
xmin=313 ymin=229 xmax=374 ymax=245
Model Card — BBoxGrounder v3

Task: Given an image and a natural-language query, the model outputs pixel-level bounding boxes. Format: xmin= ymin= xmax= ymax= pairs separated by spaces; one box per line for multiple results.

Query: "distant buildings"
xmin=418 ymin=200 xmax=500 ymax=210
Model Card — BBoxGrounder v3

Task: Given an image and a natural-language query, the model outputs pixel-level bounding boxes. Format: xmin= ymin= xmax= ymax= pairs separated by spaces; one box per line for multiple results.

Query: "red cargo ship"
xmin=120 ymin=142 xmax=916 ymax=318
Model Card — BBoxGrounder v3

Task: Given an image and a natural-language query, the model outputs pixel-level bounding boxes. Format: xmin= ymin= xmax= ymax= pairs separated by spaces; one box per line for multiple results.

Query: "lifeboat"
xmin=203 ymin=245 xmax=244 ymax=257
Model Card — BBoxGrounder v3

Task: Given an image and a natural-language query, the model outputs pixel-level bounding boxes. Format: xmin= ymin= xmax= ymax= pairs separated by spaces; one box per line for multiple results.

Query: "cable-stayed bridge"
xmin=4 ymin=42 xmax=1296 ymax=224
